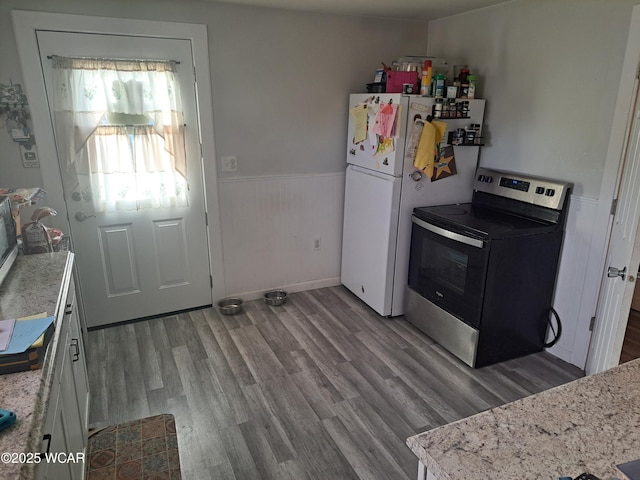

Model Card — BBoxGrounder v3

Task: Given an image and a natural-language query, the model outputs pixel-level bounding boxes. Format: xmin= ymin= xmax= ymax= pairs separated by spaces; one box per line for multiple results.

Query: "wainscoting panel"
xmin=218 ymin=173 xmax=345 ymax=300
xmin=548 ymin=195 xmax=600 ymax=369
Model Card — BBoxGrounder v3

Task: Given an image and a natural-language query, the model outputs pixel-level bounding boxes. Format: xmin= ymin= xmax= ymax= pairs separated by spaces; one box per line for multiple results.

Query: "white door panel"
xmin=98 ymin=223 xmax=140 ymax=296
xmin=589 ymin=82 xmax=640 ymax=373
xmin=341 ymin=165 xmax=401 ymax=316
xmin=153 ymin=218 xmax=190 ymax=287
xmin=36 ymin=31 xmax=212 ymax=327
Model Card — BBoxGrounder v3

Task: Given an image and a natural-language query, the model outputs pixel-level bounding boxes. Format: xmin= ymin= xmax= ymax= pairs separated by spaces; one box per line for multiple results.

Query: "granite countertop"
xmin=407 ymin=358 xmax=640 ymax=480
xmin=0 ymin=252 xmax=73 ymax=480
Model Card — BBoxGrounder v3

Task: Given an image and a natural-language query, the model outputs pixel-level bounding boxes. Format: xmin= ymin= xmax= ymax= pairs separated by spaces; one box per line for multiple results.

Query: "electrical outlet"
xmin=221 ymin=155 xmax=237 ymax=172
xmin=313 ymin=237 xmax=321 ymax=251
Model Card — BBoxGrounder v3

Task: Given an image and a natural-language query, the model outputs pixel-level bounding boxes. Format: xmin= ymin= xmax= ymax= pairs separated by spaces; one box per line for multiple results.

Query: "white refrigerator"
xmin=341 ymin=93 xmax=485 ymax=316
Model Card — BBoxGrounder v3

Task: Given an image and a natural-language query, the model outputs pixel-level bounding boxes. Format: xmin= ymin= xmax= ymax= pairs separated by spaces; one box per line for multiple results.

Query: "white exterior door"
xmin=36 ymin=31 xmax=212 ymax=328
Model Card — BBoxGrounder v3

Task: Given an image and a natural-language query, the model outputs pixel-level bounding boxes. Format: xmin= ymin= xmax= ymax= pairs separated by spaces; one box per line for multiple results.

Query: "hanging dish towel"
xmin=414 ymin=120 xmax=447 ymax=175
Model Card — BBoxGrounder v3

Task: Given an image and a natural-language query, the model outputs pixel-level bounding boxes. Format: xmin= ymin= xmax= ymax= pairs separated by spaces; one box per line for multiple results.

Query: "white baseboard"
xmin=222 ymin=276 xmax=342 ymax=302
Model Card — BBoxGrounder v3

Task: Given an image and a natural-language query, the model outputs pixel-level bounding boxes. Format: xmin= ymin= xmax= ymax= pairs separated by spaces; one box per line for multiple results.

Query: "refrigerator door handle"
xmin=347 ymin=164 xmax=400 ymax=180
xmin=410 ymin=170 xmax=423 ymax=181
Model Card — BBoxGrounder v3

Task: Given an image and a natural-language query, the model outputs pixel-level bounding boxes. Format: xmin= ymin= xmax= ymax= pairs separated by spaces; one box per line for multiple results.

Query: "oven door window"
xmin=408 ymin=221 xmax=489 ymax=328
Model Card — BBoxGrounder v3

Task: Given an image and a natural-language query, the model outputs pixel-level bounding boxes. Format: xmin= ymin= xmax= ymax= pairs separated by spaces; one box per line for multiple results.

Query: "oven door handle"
xmin=412 ymin=216 xmax=485 ymax=249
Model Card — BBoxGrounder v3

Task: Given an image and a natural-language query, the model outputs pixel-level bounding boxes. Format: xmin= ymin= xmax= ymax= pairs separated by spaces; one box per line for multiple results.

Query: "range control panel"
xmin=474 ymin=167 xmax=572 ymax=210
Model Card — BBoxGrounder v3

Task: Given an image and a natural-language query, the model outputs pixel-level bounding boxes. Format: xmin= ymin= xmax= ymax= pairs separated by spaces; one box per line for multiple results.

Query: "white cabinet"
xmin=36 ymin=274 xmax=89 ymax=480
xmin=66 ymin=281 xmax=90 ymax=441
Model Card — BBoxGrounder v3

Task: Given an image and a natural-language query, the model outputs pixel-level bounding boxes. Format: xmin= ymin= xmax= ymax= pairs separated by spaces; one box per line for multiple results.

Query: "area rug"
xmin=86 ymin=413 xmax=181 ymax=480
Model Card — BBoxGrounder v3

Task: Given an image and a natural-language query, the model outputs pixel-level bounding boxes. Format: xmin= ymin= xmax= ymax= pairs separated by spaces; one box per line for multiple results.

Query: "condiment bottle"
xmin=464 ymin=127 xmax=476 ymax=144
xmin=459 ymin=82 xmax=469 ymax=99
xmin=433 ymin=74 xmax=446 ymax=98
xmin=453 ymin=80 xmax=461 ymax=98
xmin=420 ymin=60 xmax=432 ymax=97
xmin=447 ymin=98 xmax=457 ymax=118
xmin=468 ymin=75 xmax=477 ymax=99
xmin=434 ymin=98 xmax=443 ymax=118
xmin=458 ymin=69 xmax=470 ymax=98
xmin=470 ymin=123 xmax=482 ymax=144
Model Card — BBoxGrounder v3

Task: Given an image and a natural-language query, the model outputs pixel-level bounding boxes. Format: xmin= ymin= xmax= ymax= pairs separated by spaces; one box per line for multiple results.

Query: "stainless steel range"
xmin=405 ymin=167 xmax=572 ymax=368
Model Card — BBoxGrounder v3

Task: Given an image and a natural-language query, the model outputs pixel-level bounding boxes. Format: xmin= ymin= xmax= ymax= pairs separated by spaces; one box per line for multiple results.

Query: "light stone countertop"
xmin=0 ymin=252 xmax=74 ymax=480
xmin=406 ymin=357 xmax=640 ymax=480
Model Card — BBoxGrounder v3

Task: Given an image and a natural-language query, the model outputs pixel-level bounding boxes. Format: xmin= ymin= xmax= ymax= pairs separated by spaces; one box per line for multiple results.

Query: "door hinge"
xmin=611 ymin=198 xmax=618 ymax=215
xmin=589 ymin=316 xmax=596 ymax=332
xmin=209 ymin=275 xmax=213 ymax=288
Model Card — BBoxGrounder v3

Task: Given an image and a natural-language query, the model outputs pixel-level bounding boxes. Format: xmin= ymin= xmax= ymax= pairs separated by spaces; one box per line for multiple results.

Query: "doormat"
xmin=86 ymin=413 xmax=181 ymax=480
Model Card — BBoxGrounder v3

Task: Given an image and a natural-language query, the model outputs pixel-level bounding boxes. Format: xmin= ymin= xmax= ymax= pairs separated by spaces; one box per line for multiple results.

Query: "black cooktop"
xmin=412 ymin=202 xmax=561 ymax=240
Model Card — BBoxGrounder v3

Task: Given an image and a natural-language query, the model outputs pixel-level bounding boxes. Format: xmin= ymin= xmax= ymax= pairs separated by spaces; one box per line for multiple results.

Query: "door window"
xmin=50 ymin=56 xmax=188 ymax=213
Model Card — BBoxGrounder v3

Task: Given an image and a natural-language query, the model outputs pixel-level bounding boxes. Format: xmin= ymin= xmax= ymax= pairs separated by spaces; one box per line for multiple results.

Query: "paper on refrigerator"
xmin=350 ymin=104 xmax=368 ymax=144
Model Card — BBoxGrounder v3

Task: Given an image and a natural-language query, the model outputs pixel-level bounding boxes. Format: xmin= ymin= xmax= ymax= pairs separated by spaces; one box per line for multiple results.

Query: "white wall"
xmin=427 ymin=0 xmax=637 ymax=368
xmin=218 ymin=173 xmax=345 ymax=299
xmin=427 ymin=0 xmax=635 ymax=198
xmin=1 ymin=0 xmax=428 ymax=181
xmin=1 ymin=0 xmax=429 ymax=297
xmin=0 ymin=7 xmax=42 ymax=189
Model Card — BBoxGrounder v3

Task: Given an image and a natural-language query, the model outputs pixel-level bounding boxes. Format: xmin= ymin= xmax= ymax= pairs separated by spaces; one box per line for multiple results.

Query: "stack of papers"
xmin=0 ymin=316 xmax=54 ymax=355
xmin=0 ymin=319 xmax=16 ymax=351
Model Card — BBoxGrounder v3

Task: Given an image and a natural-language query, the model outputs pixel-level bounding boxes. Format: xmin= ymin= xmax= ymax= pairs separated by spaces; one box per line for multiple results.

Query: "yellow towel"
xmin=414 ymin=120 xmax=447 ymax=176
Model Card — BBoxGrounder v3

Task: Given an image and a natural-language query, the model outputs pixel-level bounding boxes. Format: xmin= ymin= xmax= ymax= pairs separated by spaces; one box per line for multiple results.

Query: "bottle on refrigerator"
xmin=420 ymin=60 xmax=432 ymax=97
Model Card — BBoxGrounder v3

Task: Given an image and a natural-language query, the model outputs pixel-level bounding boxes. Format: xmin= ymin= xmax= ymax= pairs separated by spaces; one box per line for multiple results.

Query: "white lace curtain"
xmin=51 ymin=56 xmax=188 ymax=212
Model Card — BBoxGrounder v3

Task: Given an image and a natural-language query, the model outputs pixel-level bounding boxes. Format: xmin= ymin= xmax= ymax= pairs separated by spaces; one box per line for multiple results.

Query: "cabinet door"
xmin=59 ymin=330 xmax=86 ymax=480
xmin=41 ymin=395 xmax=75 ymax=480
xmin=36 ymin=326 xmax=76 ymax=480
xmin=66 ymin=280 xmax=90 ymax=442
xmin=37 ymin=273 xmax=89 ymax=480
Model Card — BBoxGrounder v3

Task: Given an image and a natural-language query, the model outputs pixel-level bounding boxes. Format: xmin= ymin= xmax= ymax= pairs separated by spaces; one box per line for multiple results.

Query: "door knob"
xmin=607 ymin=266 xmax=627 ymax=280
xmin=74 ymin=212 xmax=96 ymax=222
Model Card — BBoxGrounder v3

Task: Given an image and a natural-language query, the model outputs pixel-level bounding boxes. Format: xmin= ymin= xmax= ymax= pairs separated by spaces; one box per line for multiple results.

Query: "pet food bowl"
xmin=264 ymin=290 xmax=287 ymax=306
xmin=218 ymin=297 xmax=243 ymax=315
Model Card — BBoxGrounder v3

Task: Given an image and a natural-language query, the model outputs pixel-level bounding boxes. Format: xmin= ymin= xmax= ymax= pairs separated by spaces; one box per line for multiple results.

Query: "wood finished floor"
xmin=620 ymin=308 xmax=640 ymax=364
xmin=86 ymin=286 xmax=584 ymax=480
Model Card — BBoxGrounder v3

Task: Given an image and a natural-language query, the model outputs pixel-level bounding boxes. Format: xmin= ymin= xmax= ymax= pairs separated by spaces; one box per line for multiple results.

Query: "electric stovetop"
xmin=412 ymin=202 xmax=560 ymax=240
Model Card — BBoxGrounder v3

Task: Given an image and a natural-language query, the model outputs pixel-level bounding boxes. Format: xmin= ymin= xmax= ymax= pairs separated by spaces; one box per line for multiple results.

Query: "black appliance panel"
xmin=408 ymin=218 xmax=490 ymax=329
xmin=474 ymin=232 xmax=564 ymax=367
